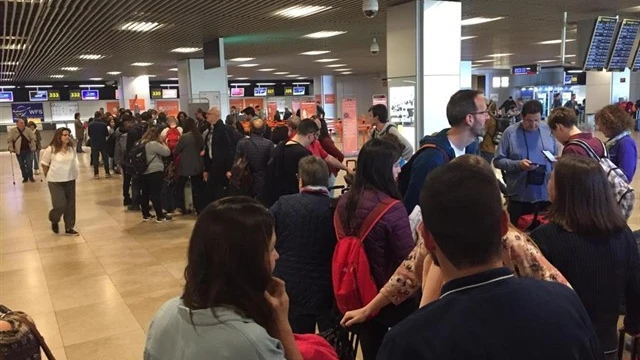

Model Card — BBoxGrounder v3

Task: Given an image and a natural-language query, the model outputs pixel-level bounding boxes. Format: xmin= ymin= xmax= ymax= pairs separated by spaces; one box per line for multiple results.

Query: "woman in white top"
xmin=40 ymin=127 xmax=79 ymax=235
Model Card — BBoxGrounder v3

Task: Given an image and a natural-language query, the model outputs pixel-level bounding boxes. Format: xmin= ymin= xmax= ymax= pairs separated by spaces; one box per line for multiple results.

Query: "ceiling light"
xmin=25 ymin=85 xmax=53 ymax=88
xmin=258 ymin=68 xmax=276 ymax=72
xmin=341 ymin=72 xmax=353 ymax=75
xmin=0 ymin=44 xmax=26 ymax=50
xmin=229 ymin=57 xmax=255 ymax=62
xmin=169 ymin=68 xmax=178 ymax=71
xmin=147 ymin=75 xmax=157 ymax=77
xmin=227 ymin=75 xmax=233 ymax=77
xmin=1 ymin=61 xmax=19 ymax=65
xmin=79 ymin=54 xmax=105 ymax=60
xmin=335 ymin=68 xmax=351 ymax=71
xmin=461 ymin=17 xmax=506 ymax=26
xmin=61 ymin=67 xmax=80 ymax=71
xmin=487 ymin=53 xmax=514 ymax=57
xmin=0 ymin=85 xmax=16 ymax=89
xmin=537 ymin=39 xmax=576 ymax=45
xmin=326 ymin=64 xmax=347 ymax=68
xmin=257 ymin=82 xmax=276 ymax=86
xmin=566 ymin=70 xmax=583 ymax=74
xmin=556 ymin=54 xmax=576 ymax=58
xmin=79 ymin=84 xmax=105 ymax=88
xmin=536 ymin=60 xmax=557 ymax=63
xmin=300 ymin=50 xmax=331 ymax=55
xmin=171 ymin=47 xmax=201 ymax=53
xmin=231 ymin=82 xmax=251 ymax=86
xmin=167 ymin=78 xmax=179 ymax=81
xmin=314 ymin=58 xmax=340 ymax=63
xmin=107 ymin=71 xmax=121 ymax=75
xmin=0 ymin=36 xmax=25 ymax=40
xmin=286 ymin=75 xmax=300 ymax=78
xmin=235 ymin=77 xmax=249 ymax=80
xmin=49 ymin=75 xmax=64 ymax=78
xmin=293 ymin=82 xmax=311 ymax=85
xmin=303 ymin=31 xmax=347 ymax=39
xmin=623 ymin=5 xmax=640 ymax=12
xmin=461 ymin=36 xmax=477 ymax=40
xmin=473 ymin=59 xmax=494 ymax=63
xmin=237 ymin=64 xmax=259 ymax=68
xmin=274 ymin=5 xmax=331 ymax=18
xmin=274 ymin=72 xmax=290 ymax=75
xmin=89 ymin=78 xmax=103 ymax=81
xmin=131 ymin=62 xmax=153 ymax=66
xmin=120 ymin=21 xmax=164 ymax=32
xmin=0 ymin=72 xmax=15 ymax=75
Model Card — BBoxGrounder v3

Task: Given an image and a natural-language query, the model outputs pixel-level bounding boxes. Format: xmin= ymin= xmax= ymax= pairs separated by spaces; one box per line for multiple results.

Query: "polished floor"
xmin=0 ymin=132 xmax=639 ymax=359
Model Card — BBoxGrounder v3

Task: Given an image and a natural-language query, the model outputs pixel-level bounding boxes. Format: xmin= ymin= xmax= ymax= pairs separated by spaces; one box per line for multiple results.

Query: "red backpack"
xmin=332 ymin=197 xmax=400 ymax=316
xmin=165 ymin=127 xmax=180 ymax=152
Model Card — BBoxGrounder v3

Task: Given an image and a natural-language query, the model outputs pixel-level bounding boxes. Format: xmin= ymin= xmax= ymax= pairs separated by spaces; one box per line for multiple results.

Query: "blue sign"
xmin=81 ymin=90 xmax=99 ymax=100
xmin=29 ymin=90 xmax=48 ymax=101
xmin=11 ymin=103 xmax=45 ymax=123
xmin=0 ymin=91 xmax=13 ymax=102
xmin=584 ymin=16 xmax=618 ymax=71
xmin=608 ymin=19 xmax=640 ymax=71
xmin=293 ymin=86 xmax=305 ymax=96
xmin=254 ymin=87 xmax=267 ymax=96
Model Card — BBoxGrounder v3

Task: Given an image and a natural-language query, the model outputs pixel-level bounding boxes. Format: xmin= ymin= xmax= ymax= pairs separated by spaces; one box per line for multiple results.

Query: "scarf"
xmin=300 ymin=186 xmax=329 ymax=196
xmin=605 ymin=131 xmax=630 ymax=151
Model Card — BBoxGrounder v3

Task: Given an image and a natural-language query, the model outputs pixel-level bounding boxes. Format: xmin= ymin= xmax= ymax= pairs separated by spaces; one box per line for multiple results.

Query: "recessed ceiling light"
xmin=227 ymin=75 xmax=233 ymax=77
xmin=536 ymin=60 xmax=557 ymax=63
xmin=258 ymin=68 xmax=276 ymax=72
xmin=61 ymin=67 xmax=80 ymax=71
xmin=623 ymin=5 xmax=640 ymax=12
xmin=229 ymin=57 xmax=255 ymax=62
xmin=314 ymin=58 xmax=340 ymax=63
xmin=274 ymin=5 xmax=331 ymax=18
xmin=119 ymin=21 xmax=164 ymax=32
xmin=0 ymin=36 xmax=25 ymax=40
xmin=89 ymin=77 xmax=103 ymax=81
xmin=303 ymin=31 xmax=347 ymax=39
xmin=274 ymin=72 xmax=290 ymax=75
xmin=0 ymin=72 xmax=15 ymax=75
xmin=487 ymin=53 xmax=514 ymax=57
xmin=297 ymin=77 xmax=306 ymax=80
xmin=300 ymin=50 xmax=331 ymax=55
xmin=0 ymin=44 xmax=26 ymax=50
xmin=285 ymin=74 xmax=300 ymax=78
xmin=171 ymin=47 xmax=202 ymax=53
xmin=461 ymin=36 xmax=477 ymax=40
xmin=461 ymin=17 xmax=506 ymax=26
xmin=131 ymin=62 xmax=153 ymax=66
xmin=341 ymin=72 xmax=353 ymax=75
xmin=334 ymin=68 xmax=351 ymax=71
xmin=537 ymin=39 xmax=576 ymax=45
xmin=555 ymin=54 xmax=576 ymax=58
xmin=237 ymin=63 xmax=259 ymax=67
xmin=168 ymin=77 xmax=179 ymax=80
xmin=1 ymin=61 xmax=19 ymax=65
xmin=473 ymin=59 xmax=494 ymax=63
xmin=236 ymin=77 xmax=249 ymax=80
xmin=147 ymin=75 xmax=157 ymax=77
xmin=49 ymin=75 xmax=64 ymax=78
xmin=566 ymin=70 xmax=583 ymax=74
xmin=325 ymin=64 xmax=347 ymax=68
xmin=169 ymin=68 xmax=178 ymax=71
xmin=107 ymin=71 xmax=121 ymax=75
xmin=79 ymin=54 xmax=104 ymax=60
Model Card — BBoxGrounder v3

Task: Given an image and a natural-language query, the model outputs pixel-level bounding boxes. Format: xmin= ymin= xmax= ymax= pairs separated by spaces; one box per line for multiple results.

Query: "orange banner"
xmin=267 ymin=101 xmax=278 ymax=120
xmin=300 ymin=101 xmax=317 ymax=119
xmin=342 ymin=97 xmax=358 ymax=156
xmin=156 ymin=100 xmax=180 ymax=117
xmin=229 ymin=98 xmax=244 ymax=111
xmin=324 ymin=94 xmax=336 ymax=105
xmin=243 ymin=98 xmax=264 ymax=110
xmin=315 ymin=94 xmax=322 ymax=103
xmin=128 ymin=99 xmax=146 ymax=112
xmin=105 ymin=101 xmax=120 ymax=115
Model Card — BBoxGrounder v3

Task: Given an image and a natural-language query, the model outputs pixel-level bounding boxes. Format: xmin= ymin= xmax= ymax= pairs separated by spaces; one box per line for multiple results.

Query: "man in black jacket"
xmin=87 ymin=111 xmax=111 ymax=178
xmin=270 ymin=156 xmax=336 ymax=334
xmin=202 ymin=107 xmax=238 ymax=203
xmin=232 ymin=119 xmax=274 ymax=198
xmin=121 ymin=116 xmax=142 ymax=209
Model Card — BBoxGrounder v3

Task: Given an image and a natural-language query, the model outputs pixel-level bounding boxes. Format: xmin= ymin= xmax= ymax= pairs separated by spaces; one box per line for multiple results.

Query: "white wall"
xmin=585 ymin=71 xmax=613 ymax=113
xmin=0 ymin=101 xmax=109 ymax=124
xmin=335 ymin=75 xmax=386 ymax=119
xmin=387 ymin=1 xmax=417 ymax=78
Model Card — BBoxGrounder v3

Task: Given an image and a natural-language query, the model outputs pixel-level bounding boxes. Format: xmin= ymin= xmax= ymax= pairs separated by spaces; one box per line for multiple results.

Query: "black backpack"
xmin=124 ymin=141 xmax=154 ymax=176
xmin=397 ymin=142 xmax=450 ymax=196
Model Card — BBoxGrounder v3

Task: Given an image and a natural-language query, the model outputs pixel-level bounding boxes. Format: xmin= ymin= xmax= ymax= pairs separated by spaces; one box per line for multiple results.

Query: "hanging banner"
xmin=129 ymin=98 xmax=146 ymax=112
xmin=292 ymin=101 xmax=301 ymax=115
xmin=372 ymin=94 xmax=387 ymax=106
xmin=267 ymin=101 xmax=278 ymax=120
xmin=324 ymin=94 xmax=336 ymax=105
xmin=156 ymin=100 xmax=180 ymax=117
xmin=342 ymin=97 xmax=358 ymax=156
xmin=229 ymin=98 xmax=244 ymax=111
xmin=315 ymin=94 xmax=322 ymax=103
xmin=300 ymin=101 xmax=317 ymax=119
xmin=11 ymin=103 xmax=45 ymax=123
xmin=106 ymin=101 xmax=120 ymax=115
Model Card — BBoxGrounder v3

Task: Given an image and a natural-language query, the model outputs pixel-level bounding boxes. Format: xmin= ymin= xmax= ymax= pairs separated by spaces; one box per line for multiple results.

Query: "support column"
xmin=320 ymin=75 xmax=336 ymax=119
xmin=119 ymin=76 xmax=151 ymax=113
xmin=585 ymin=71 xmax=613 ymax=114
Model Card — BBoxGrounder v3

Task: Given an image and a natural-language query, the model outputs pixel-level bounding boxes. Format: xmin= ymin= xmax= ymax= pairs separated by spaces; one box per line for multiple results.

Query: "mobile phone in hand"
xmin=542 ymin=150 xmax=557 ymax=163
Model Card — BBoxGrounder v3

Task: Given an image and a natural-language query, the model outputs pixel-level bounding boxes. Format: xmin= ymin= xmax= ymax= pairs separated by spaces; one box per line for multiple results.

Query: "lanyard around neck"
xmin=520 ymin=125 xmax=544 ymax=159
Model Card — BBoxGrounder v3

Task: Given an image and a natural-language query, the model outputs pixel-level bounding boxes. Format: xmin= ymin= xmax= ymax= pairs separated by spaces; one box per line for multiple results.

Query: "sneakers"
xmin=143 ymin=215 xmax=156 ymax=222
xmin=51 ymin=222 xmax=59 ymax=234
xmin=156 ymin=215 xmax=172 ymax=223
xmin=94 ymin=174 xmax=100 ymax=179
xmin=65 ymin=229 xmax=79 ymax=236
xmin=34 ymin=170 xmax=40 ymax=175
xmin=29 ymin=178 xmax=35 ymax=182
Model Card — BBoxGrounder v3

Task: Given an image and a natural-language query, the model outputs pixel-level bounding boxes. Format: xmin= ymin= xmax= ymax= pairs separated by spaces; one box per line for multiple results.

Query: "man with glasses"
xmin=202 ymin=107 xmax=239 ymax=203
xmin=494 ymin=100 xmax=557 ymax=225
xmin=399 ymin=89 xmax=485 ymax=213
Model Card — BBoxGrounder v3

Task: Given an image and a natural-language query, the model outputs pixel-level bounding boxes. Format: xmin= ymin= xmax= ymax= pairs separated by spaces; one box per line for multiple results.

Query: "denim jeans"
xmin=16 ymin=151 xmax=34 ymax=180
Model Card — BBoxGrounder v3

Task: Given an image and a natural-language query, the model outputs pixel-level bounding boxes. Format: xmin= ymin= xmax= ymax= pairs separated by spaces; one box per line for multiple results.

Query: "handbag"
xmin=0 ymin=305 xmax=56 ymax=360
xmin=318 ymin=325 xmax=359 ymax=360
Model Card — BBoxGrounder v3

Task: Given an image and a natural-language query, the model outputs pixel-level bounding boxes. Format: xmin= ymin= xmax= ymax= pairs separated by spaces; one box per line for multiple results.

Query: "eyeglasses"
xmin=470 ymin=110 xmax=489 ymax=116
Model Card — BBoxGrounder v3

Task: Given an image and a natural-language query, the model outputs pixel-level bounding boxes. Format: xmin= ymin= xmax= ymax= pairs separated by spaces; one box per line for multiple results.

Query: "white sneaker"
xmin=34 ymin=170 xmax=40 ymax=175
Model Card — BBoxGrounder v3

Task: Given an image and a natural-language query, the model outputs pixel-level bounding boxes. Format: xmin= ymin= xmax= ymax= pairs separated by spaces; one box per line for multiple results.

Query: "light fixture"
xmin=0 ymin=36 xmax=24 ymax=40
xmin=473 ymin=59 xmax=494 ymax=63
xmin=567 ymin=70 xmax=583 ymax=74
xmin=258 ymin=68 xmax=276 ymax=72
xmin=325 ymin=64 xmax=347 ymax=68
xmin=237 ymin=63 xmax=259 ymax=67
xmin=293 ymin=82 xmax=311 ymax=85
xmin=79 ymin=84 xmax=106 ymax=88
xmin=461 ymin=17 xmax=506 ymax=26
xmin=286 ymin=75 xmax=301 ymax=77
xmin=274 ymin=5 xmax=331 ymax=18
xmin=167 ymin=78 xmax=179 ymax=81
xmin=314 ymin=58 xmax=340 ymax=63
xmin=79 ymin=54 xmax=105 ymax=60
xmin=49 ymin=75 xmax=64 ymax=78
xmin=461 ymin=36 xmax=477 ymax=40
xmin=227 ymin=75 xmax=233 ymax=77
xmin=107 ymin=71 xmax=121 ymax=75
xmin=1 ymin=61 xmax=19 ymax=65
xmin=236 ymin=77 xmax=249 ymax=80
xmin=0 ymin=44 xmax=26 ymax=50
xmin=623 ymin=5 xmax=640 ymax=12
xmin=89 ymin=77 xmax=103 ymax=81
xmin=119 ymin=21 xmax=164 ymax=32
xmin=303 ymin=31 xmax=347 ymax=39
xmin=536 ymin=60 xmax=557 ymax=63
xmin=370 ymin=38 xmax=380 ymax=55
xmin=25 ymin=85 xmax=53 ymax=88
xmin=274 ymin=72 xmax=290 ymax=75
xmin=334 ymin=68 xmax=351 ymax=72
xmin=160 ymin=84 xmax=179 ymax=87
xmin=0 ymin=85 xmax=16 ymax=89
xmin=300 ymin=50 xmax=331 ymax=55
xmin=169 ymin=68 xmax=178 ymax=71
xmin=296 ymin=77 xmax=307 ymax=80
xmin=231 ymin=83 xmax=251 ymax=87
xmin=556 ymin=54 xmax=576 ymax=58
xmin=256 ymin=82 xmax=276 ymax=86
xmin=171 ymin=47 xmax=201 ymax=53
xmin=147 ymin=75 xmax=157 ymax=77
xmin=61 ymin=67 xmax=80 ymax=71
xmin=229 ymin=57 xmax=255 ymax=62
xmin=537 ymin=39 xmax=576 ymax=45
xmin=131 ymin=62 xmax=153 ymax=66
xmin=341 ymin=72 xmax=353 ymax=75
xmin=0 ymin=72 xmax=15 ymax=75
xmin=487 ymin=53 xmax=514 ymax=57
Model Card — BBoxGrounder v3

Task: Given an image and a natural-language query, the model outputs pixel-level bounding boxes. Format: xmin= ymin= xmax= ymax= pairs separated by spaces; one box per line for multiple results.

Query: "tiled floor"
xmin=0 ymin=131 xmax=638 ymax=360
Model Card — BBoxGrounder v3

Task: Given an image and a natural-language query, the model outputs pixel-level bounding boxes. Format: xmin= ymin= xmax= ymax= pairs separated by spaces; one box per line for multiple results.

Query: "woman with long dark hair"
xmin=139 ymin=126 xmax=171 ymax=222
xmin=144 ymin=197 xmax=303 ymax=360
xmin=177 ymin=111 xmax=188 ymax=127
xmin=173 ymin=118 xmax=206 ymax=214
xmin=530 ymin=155 xmax=640 ymax=360
xmin=334 ymin=138 xmax=415 ymax=360
xmin=40 ymin=127 xmax=79 ymax=235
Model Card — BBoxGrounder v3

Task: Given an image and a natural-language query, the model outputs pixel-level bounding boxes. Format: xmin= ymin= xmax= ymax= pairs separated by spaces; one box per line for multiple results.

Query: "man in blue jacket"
xmin=87 ymin=111 xmax=111 ymax=179
xmin=399 ymin=89 xmax=485 ymax=212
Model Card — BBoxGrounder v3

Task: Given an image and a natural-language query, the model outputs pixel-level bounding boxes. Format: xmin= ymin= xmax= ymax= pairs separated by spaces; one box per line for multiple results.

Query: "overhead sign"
xmin=564 ymin=75 xmax=579 ymax=85
xmin=12 ymin=103 xmax=45 ymax=123
xmin=512 ymin=64 xmax=539 ymax=75
xmin=69 ymin=89 xmax=82 ymax=100
xmin=81 ymin=90 xmax=99 ymax=100
xmin=48 ymin=89 xmax=61 ymax=101
xmin=633 ymin=46 xmax=640 ymax=72
xmin=284 ymin=87 xmax=293 ymax=96
xmin=0 ymin=91 xmax=14 ymax=102
xmin=230 ymin=88 xmax=244 ymax=97
xmin=293 ymin=86 xmax=305 ymax=96
xmin=150 ymin=88 xmax=163 ymax=99
xmin=254 ymin=87 xmax=267 ymax=96
xmin=266 ymin=87 xmax=275 ymax=96
xmin=29 ymin=90 xmax=48 ymax=101
xmin=372 ymin=94 xmax=387 ymax=106
xmin=584 ymin=16 xmax=618 ymax=71
xmin=608 ymin=19 xmax=640 ymax=71
xmin=162 ymin=88 xmax=178 ymax=99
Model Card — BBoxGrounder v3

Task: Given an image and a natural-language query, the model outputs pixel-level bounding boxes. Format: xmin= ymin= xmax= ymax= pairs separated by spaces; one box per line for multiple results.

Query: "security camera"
xmin=370 ymin=38 xmax=380 ymax=55
xmin=363 ymin=0 xmax=378 ymax=18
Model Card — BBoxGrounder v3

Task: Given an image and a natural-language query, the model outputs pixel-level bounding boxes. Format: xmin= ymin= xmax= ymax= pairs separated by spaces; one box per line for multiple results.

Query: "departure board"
xmin=608 ymin=19 xmax=640 ymax=71
xmin=633 ymin=46 xmax=640 ymax=72
xmin=584 ymin=16 xmax=618 ymax=71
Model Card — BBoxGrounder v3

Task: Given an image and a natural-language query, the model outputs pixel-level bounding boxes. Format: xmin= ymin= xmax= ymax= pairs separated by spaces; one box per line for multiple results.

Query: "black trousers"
xmin=507 ymin=199 xmax=551 ymax=225
xmin=90 ymin=145 xmax=110 ymax=175
xmin=139 ymin=171 xmax=164 ymax=218
xmin=288 ymin=306 xmax=336 ymax=335
xmin=176 ymin=175 xmax=206 ymax=213
xmin=122 ymin=168 xmax=140 ymax=204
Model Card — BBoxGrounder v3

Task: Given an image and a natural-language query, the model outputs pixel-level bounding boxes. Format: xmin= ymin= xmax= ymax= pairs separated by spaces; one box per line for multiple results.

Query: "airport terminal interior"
xmin=1 ymin=0 xmax=640 ymax=360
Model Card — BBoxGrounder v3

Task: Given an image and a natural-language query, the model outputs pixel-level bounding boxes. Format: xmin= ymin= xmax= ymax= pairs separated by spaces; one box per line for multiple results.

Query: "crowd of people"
xmin=6 ymin=90 xmax=639 ymax=360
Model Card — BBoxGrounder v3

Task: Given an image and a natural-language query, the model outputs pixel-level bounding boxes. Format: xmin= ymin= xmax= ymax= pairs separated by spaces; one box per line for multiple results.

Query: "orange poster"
xmin=292 ymin=101 xmax=301 ymax=115
xmin=128 ymin=99 xmax=146 ymax=112
xmin=267 ymin=101 xmax=278 ymax=120
xmin=243 ymin=97 xmax=264 ymax=110
xmin=229 ymin=98 xmax=244 ymax=111
xmin=156 ymin=100 xmax=180 ymax=117
xmin=324 ymin=94 xmax=336 ymax=105
xmin=300 ymin=101 xmax=317 ymax=119
xmin=106 ymin=101 xmax=120 ymax=115
xmin=342 ymin=97 xmax=358 ymax=156
xmin=315 ymin=94 xmax=322 ymax=103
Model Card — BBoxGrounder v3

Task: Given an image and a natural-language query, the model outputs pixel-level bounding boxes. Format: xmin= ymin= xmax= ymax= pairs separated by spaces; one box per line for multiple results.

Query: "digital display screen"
xmin=48 ymin=90 xmax=61 ymax=101
xmin=584 ymin=16 xmax=618 ymax=71
xmin=81 ymin=90 xmax=99 ymax=100
xmin=631 ymin=39 xmax=640 ymax=72
xmin=230 ymin=88 xmax=244 ymax=97
xmin=267 ymin=88 xmax=275 ymax=96
xmin=512 ymin=64 xmax=539 ymax=75
xmin=254 ymin=88 xmax=267 ymax=96
xmin=284 ymin=87 xmax=293 ymax=96
xmin=293 ymin=86 xmax=305 ymax=96
xmin=608 ymin=19 xmax=640 ymax=71
xmin=0 ymin=91 xmax=14 ymax=102
xmin=150 ymin=89 xmax=163 ymax=99
xmin=69 ymin=90 xmax=81 ymax=100
xmin=162 ymin=89 xmax=178 ymax=99
xmin=29 ymin=90 xmax=48 ymax=101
